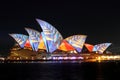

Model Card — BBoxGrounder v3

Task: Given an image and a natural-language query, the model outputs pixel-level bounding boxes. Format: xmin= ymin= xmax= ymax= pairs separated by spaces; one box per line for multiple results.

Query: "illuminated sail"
xmin=38 ymin=35 xmax=46 ymax=49
xmin=93 ymin=43 xmax=112 ymax=53
xmin=24 ymin=39 xmax=31 ymax=48
xmin=84 ymin=43 xmax=94 ymax=52
xmin=25 ymin=28 xmax=40 ymax=51
xmin=58 ymin=40 xmax=75 ymax=51
xmin=65 ymin=35 xmax=87 ymax=53
xmin=9 ymin=34 xmax=28 ymax=48
xmin=41 ymin=32 xmax=56 ymax=53
xmin=41 ymin=32 xmax=48 ymax=52
xmin=36 ymin=19 xmax=63 ymax=53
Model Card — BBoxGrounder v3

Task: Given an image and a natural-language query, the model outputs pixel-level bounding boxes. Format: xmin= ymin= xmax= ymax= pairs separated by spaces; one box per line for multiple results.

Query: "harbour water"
xmin=0 ymin=61 xmax=120 ymax=80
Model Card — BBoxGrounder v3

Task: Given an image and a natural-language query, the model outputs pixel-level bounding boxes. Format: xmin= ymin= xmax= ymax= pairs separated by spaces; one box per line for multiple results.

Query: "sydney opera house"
xmin=8 ymin=19 xmax=112 ymax=61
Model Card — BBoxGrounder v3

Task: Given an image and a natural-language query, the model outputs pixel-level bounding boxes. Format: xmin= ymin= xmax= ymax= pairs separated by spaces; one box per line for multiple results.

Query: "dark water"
xmin=0 ymin=61 xmax=120 ymax=80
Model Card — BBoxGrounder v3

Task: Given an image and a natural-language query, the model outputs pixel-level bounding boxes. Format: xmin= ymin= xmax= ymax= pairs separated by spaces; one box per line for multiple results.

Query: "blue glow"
xmin=9 ymin=34 xmax=28 ymax=48
xmin=65 ymin=35 xmax=87 ymax=53
xmin=36 ymin=19 xmax=63 ymax=53
xmin=93 ymin=43 xmax=112 ymax=53
xmin=25 ymin=28 xmax=40 ymax=51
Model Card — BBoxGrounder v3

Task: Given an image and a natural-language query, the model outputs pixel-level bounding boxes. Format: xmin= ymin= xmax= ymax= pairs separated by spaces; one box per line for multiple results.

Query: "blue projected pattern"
xmin=65 ymin=35 xmax=87 ymax=53
xmin=36 ymin=19 xmax=63 ymax=53
xmin=41 ymin=32 xmax=48 ymax=52
xmin=9 ymin=34 xmax=28 ymax=48
xmin=93 ymin=43 xmax=112 ymax=53
xmin=9 ymin=19 xmax=112 ymax=54
xmin=25 ymin=28 xmax=41 ymax=51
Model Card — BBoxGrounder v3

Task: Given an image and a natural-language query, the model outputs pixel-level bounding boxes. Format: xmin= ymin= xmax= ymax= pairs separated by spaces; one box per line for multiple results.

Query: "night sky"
xmin=0 ymin=1 xmax=120 ymax=55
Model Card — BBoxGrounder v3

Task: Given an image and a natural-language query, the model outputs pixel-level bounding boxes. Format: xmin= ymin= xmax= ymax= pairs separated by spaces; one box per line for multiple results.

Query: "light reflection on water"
xmin=0 ymin=61 xmax=120 ymax=80
xmin=3 ymin=60 xmax=83 ymax=64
